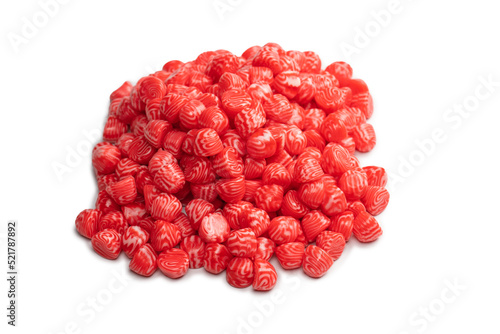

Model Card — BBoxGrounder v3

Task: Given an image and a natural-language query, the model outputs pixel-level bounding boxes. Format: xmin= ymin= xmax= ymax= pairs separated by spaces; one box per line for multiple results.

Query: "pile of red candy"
xmin=75 ymin=43 xmax=390 ymax=291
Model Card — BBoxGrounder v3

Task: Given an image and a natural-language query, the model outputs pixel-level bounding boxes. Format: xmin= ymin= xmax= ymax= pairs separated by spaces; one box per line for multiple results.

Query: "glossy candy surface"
xmin=76 ymin=44 xmax=390 ymax=290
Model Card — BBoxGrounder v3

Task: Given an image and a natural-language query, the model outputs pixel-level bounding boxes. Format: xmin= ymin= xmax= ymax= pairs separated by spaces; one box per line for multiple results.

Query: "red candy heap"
xmin=76 ymin=43 xmax=390 ymax=290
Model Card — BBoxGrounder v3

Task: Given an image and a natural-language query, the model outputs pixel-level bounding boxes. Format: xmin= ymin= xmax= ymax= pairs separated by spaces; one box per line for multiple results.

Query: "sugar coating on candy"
xmin=76 ymin=43 xmax=390 ymax=290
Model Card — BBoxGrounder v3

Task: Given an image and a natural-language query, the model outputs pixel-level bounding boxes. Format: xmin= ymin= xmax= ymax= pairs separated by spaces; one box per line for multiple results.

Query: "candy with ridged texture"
xmin=150 ymin=193 xmax=182 ymax=221
xmin=295 ymin=74 xmax=316 ymax=105
xmin=348 ymin=200 xmax=367 ymax=218
xmin=249 ymin=66 xmax=273 ymax=84
xmin=351 ymin=123 xmax=376 ymax=153
xmin=158 ymin=248 xmax=190 ymax=279
xmin=285 ymin=126 xmax=307 ymax=155
xmin=324 ymin=61 xmax=352 ymax=86
xmin=254 ymin=184 xmax=284 ymax=213
xmin=116 ymin=97 xmax=141 ymax=124
xmin=135 ymin=166 xmax=153 ymax=195
xmin=122 ymin=204 xmax=147 ymax=228
xmin=212 ymin=147 xmax=244 ymax=179
xmin=129 ymin=244 xmax=157 ymax=277
xmin=329 ymin=211 xmax=354 ymax=242
xmin=275 ymin=242 xmax=304 ymax=270
xmin=338 ymin=168 xmax=368 ymax=200
xmin=171 ymin=213 xmax=195 ymax=238
xmin=221 ymin=129 xmax=247 ymax=157
xmin=227 ymin=258 xmax=255 ymax=288
xmin=99 ymin=211 xmax=128 ymax=235
xmin=222 ymin=201 xmax=253 ymax=230
xmin=145 ymin=98 xmax=162 ymax=121
xmin=303 ymin=245 xmax=334 ymax=278
xmin=219 ymin=72 xmax=248 ymax=94
xmin=234 ymin=104 xmax=266 ymax=138
xmin=150 ymin=220 xmax=181 ymax=252
xmin=243 ymin=179 xmax=263 ymax=203
xmin=320 ymin=113 xmax=347 ymax=143
xmin=148 ymin=150 xmax=176 ymax=176
xmin=122 ymin=226 xmax=149 ymax=258
xmin=216 ymin=175 xmax=245 ymax=204
xmin=363 ymin=166 xmax=388 ymax=188
xmin=92 ymin=142 xmax=121 ymax=175
xmin=350 ymin=91 xmax=374 ymax=119
xmin=95 ymin=190 xmax=120 ymax=214
xmin=97 ymin=173 xmax=118 ymax=192
xmin=273 ymin=70 xmax=301 ymax=99
xmin=106 ymin=176 xmax=137 ymax=205
xmin=198 ymin=106 xmax=229 ymax=135
xmin=353 ymin=211 xmax=383 ymax=243
xmin=304 ymin=129 xmax=326 ymax=151
xmin=127 ymin=136 xmax=156 ymax=165
xmin=361 ymin=185 xmax=390 ymax=216
xmin=137 ymin=76 xmax=167 ymax=103
xmin=252 ymin=259 xmax=278 ymax=291
xmin=246 ymin=128 xmax=277 ymax=159
xmin=206 ymin=52 xmax=240 ymax=81
xmin=302 ymin=51 xmax=321 ymax=74
xmin=244 ymin=157 xmax=266 ymax=180
xmin=103 ymin=117 xmax=128 ymax=143
xmin=117 ymin=133 xmax=135 ymax=158
xmin=204 ymin=243 xmax=233 ymax=274
xmin=338 ymin=136 xmax=356 ymax=155
xmin=185 ymin=199 xmax=215 ymax=230
xmin=160 ymin=93 xmax=189 ymax=124
xmin=262 ymin=163 xmax=291 ymax=189
xmin=226 ymin=228 xmax=258 ymax=257
xmin=321 ymin=184 xmax=347 ymax=217
xmin=91 ymin=229 xmax=122 ymax=260
xmin=221 ymin=89 xmax=253 ymax=119
xmin=180 ymin=235 xmax=206 ymax=269
xmin=182 ymin=156 xmax=215 ymax=184
xmin=190 ymin=182 xmax=217 ymax=202
xmin=254 ymin=237 xmax=275 ymax=261
xmin=75 ymin=209 xmax=101 ymax=239
xmin=316 ymin=231 xmax=345 ymax=260
xmin=293 ymin=154 xmax=324 ymax=184
xmin=193 ymin=128 xmax=224 ymax=157
xmin=136 ymin=217 xmax=155 ymax=235
xmin=268 ymin=216 xmax=300 ymax=245
xmin=244 ymin=207 xmax=271 ymax=237
xmin=297 ymin=178 xmax=325 ymax=210
xmin=252 ymin=48 xmax=281 ymax=75
xmin=322 ymin=143 xmax=354 ymax=176
xmin=199 ymin=212 xmax=231 ymax=243
xmin=162 ymin=130 xmax=187 ymax=158
xmin=280 ymin=190 xmax=310 ymax=219
xmin=144 ymin=120 xmax=171 ymax=148
xmin=179 ymin=99 xmax=205 ymax=130
xmin=115 ymin=158 xmax=141 ymax=179
xmin=315 ymin=86 xmax=351 ymax=113
xmin=301 ymin=210 xmax=330 ymax=242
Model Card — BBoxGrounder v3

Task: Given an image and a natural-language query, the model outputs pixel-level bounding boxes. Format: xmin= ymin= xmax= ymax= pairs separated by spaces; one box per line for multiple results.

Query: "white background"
xmin=1 ymin=0 xmax=500 ymax=333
